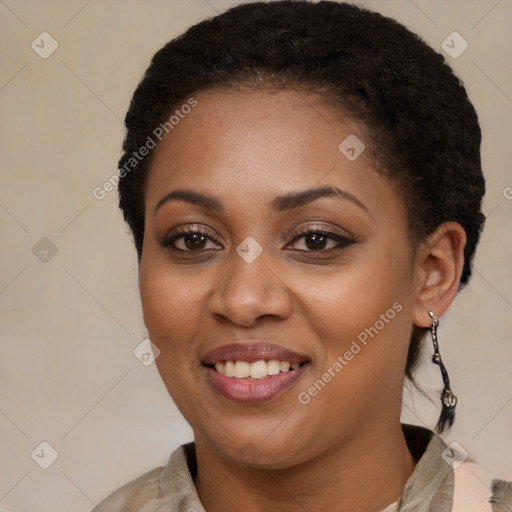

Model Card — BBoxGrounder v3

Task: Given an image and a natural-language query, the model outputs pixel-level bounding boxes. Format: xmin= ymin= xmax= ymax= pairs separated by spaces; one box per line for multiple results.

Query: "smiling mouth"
xmin=206 ymin=359 xmax=309 ymax=379
xmin=201 ymin=342 xmax=311 ymax=402
xmin=204 ymin=359 xmax=310 ymax=404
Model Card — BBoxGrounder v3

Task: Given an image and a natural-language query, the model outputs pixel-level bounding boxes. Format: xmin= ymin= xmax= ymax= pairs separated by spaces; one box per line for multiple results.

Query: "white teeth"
xmin=234 ymin=361 xmax=250 ymax=378
xmin=224 ymin=360 xmax=235 ymax=377
xmin=267 ymin=360 xmax=280 ymax=375
xmin=279 ymin=361 xmax=290 ymax=373
xmin=212 ymin=359 xmax=303 ymax=379
xmin=250 ymin=360 xmax=267 ymax=379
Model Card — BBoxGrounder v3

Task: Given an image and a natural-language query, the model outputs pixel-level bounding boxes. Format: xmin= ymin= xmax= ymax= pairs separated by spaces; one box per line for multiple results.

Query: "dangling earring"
xmin=429 ymin=311 xmax=458 ymax=433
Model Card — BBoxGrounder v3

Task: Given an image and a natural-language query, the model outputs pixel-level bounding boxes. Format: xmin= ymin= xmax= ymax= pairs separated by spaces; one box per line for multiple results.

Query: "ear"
xmin=412 ymin=222 xmax=467 ymax=328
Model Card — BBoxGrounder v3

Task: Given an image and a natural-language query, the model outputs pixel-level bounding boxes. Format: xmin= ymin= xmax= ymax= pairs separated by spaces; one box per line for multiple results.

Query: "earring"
xmin=429 ymin=311 xmax=458 ymax=433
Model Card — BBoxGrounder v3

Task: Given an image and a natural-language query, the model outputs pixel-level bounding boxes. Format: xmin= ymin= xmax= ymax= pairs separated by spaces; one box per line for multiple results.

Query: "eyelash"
xmin=161 ymin=225 xmax=355 ymax=254
xmin=287 ymin=226 xmax=355 ymax=251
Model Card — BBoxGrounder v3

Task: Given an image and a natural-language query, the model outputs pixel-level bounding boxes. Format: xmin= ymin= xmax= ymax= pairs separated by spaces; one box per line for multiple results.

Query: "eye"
xmin=161 ymin=225 xmax=355 ymax=254
xmin=161 ymin=225 xmax=223 ymax=252
xmin=286 ymin=226 xmax=355 ymax=252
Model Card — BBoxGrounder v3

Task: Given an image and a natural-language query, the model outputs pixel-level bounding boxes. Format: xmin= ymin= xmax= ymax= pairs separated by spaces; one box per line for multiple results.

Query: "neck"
xmin=194 ymin=421 xmax=417 ymax=512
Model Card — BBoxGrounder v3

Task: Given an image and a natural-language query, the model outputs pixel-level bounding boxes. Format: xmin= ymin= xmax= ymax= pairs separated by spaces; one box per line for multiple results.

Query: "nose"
xmin=208 ymin=249 xmax=293 ymax=327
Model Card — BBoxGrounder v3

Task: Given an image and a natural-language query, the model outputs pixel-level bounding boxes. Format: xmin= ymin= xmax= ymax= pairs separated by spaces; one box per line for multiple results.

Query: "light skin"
xmin=138 ymin=88 xmax=466 ymax=512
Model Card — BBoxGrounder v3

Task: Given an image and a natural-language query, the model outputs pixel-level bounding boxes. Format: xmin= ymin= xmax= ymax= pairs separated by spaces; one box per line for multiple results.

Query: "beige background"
xmin=0 ymin=0 xmax=511 ymax=510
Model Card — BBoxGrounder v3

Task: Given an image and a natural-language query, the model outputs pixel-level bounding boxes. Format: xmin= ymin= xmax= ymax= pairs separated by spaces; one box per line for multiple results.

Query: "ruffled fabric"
xmin=91 ymin=467 xmax=163 ymax=512
xmin=489 ymin=479 xmax=512 ymax=512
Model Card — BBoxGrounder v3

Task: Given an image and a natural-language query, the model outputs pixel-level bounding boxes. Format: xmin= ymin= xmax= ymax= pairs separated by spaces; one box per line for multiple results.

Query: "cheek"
xmin=139 ymin=229 xmax=206 ymax=307
xmin=138 ymin=257 xmax=206 ymax=350
xmin=139 ymin=261 xmax=207 ymax=413
xmin=295 ymin=242 xmax=413 ymax=387
xmin=295 ymin=243 xmax=412 ymax=333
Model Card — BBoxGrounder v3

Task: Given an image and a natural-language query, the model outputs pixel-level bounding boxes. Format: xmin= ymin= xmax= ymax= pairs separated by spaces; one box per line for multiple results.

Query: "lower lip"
xmin=204 ymin=364 xmax=309 ymax=404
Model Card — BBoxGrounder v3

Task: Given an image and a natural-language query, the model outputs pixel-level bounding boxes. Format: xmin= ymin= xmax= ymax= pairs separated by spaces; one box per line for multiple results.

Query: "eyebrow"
xmin=154 ymin=185 xmax=368 ymax=214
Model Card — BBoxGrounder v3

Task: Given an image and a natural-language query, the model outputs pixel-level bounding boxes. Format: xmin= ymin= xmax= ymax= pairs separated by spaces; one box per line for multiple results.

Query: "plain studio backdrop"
xmin=0 ymin=1 xmax=511 ymax=510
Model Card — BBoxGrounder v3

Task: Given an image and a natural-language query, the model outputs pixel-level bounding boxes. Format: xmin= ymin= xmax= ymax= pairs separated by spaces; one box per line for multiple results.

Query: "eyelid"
xmin=161 ymin=224 xmax=223 ymax=248
xmin=285 ymin=223 xmax=355 ymax=243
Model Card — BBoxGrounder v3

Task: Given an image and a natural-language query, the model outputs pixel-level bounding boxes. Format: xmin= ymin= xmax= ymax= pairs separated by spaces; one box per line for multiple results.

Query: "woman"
xmin=94 ymin=1 xmax=511 ymax=510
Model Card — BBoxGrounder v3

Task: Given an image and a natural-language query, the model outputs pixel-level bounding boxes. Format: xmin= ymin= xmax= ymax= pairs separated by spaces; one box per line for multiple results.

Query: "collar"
xmin=398 ymin=423 xmax=454 ymax=511
xmin=158 ymin=423 xmax=454 ymax=512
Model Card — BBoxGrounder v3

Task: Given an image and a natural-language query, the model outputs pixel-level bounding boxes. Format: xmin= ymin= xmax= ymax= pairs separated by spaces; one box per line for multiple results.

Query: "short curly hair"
xmin=117 ymin=0 xmax=485 ymax=432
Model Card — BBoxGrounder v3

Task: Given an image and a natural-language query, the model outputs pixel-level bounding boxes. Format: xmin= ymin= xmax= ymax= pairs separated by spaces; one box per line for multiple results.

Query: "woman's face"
xmin=139 ymin=88 xmax=420 ymax=468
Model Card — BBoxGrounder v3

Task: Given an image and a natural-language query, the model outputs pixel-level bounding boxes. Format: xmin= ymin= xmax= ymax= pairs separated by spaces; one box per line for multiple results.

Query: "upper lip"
xmin=202 ymin=342 xmax=309 ymax=365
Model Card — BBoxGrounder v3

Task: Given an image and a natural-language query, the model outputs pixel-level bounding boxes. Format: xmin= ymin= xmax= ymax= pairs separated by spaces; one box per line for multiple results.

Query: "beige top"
xmin=92 ymin=424 xmax=511 ymax=512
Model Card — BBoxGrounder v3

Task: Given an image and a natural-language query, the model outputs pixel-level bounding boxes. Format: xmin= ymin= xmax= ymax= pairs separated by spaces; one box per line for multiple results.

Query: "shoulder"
xmin=401 ymin=424 xmax=512 ymax=511
xmin=91 ymin=442 xmax=197 ymax=512
xmin=448 ymin=443 xmax=512 ymax=512
xmin=91 ymin=466 xmax=165 ymax=512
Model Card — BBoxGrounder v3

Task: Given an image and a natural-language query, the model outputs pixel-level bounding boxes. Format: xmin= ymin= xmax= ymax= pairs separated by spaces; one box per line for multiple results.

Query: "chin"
xmin=201 ymin=426 xmax=318 ymax=470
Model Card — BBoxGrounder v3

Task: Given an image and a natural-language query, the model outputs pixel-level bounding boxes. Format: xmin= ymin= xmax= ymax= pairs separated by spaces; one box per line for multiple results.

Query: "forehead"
xmin=145 ymin=87 xmax=403 ymax=220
